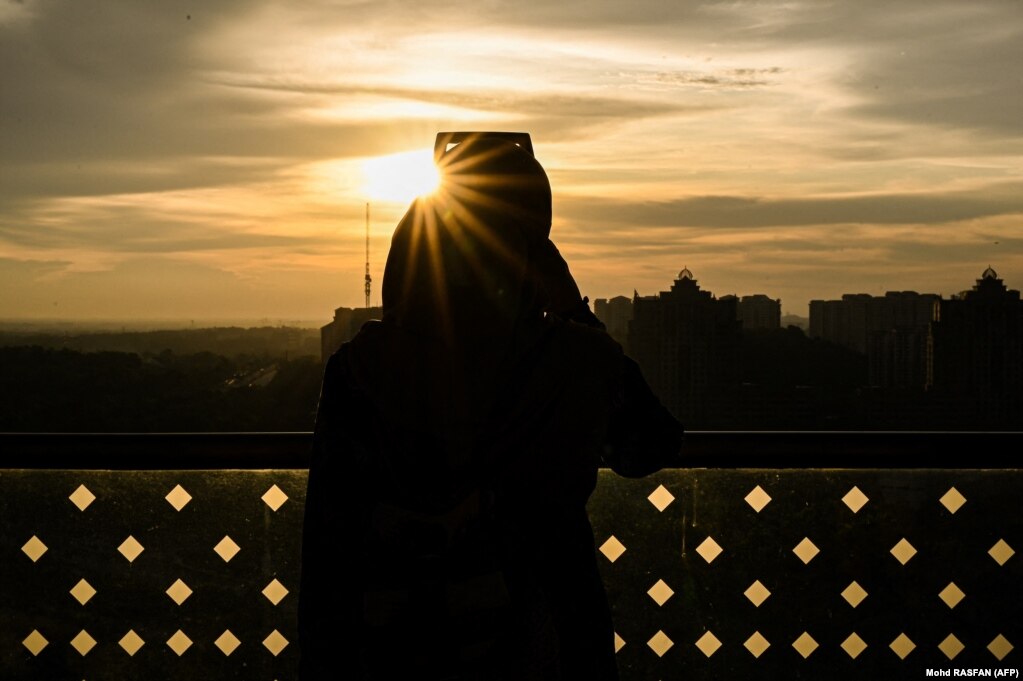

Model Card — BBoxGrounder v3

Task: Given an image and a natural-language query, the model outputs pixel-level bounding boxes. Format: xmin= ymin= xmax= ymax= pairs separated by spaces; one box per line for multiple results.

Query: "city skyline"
xmin=2 ymin=0 xmax=1021 ymax=321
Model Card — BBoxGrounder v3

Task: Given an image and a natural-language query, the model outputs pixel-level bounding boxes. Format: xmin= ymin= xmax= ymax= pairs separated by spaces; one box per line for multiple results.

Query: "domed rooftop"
xmin=677 ymin=266 xmax=694 ymax=281
xmin=982 ymin=265 xmax=998 ymax=280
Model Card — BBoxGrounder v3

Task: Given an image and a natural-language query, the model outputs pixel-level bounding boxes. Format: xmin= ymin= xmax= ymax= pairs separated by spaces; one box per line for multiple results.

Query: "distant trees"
xmin=0 ymin=346 xmax=322 ymax=432
xmin=0 ymin=326 xmax=321 ymax=358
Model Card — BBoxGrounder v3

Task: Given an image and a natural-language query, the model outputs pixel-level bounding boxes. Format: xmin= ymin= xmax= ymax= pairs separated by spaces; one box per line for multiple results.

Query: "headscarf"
xmin=380 ymin=137 xmax=553 ymax=345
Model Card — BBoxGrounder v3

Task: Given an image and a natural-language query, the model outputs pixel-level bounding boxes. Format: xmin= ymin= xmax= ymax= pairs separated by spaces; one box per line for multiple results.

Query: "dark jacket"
xmin=299 ymin=317 xmax=681 ymax=680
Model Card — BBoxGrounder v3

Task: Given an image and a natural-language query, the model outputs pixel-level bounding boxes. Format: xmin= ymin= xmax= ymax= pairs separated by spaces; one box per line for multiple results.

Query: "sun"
xmin=361 ymin=149 xmax=441 ymax=203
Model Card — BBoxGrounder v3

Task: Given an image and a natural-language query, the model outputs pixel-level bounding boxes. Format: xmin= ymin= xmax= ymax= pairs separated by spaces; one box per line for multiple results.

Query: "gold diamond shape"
xmin=69 ymin=484 xmax=96 ymax=511
xmin=166 ymin=578 xmax=193 ymax=605
xmin=745 ymin=631 xmax=770 ymax=658
xmin=841 ymin=633 xmax=867 ymax=659
xmin=647 ymin=484 xmax=675 ymax=512
xmin=938 ymin=582 xmax=964 ymax=609
xmin=599 ymin=535 xmax=626 ymax=563
xmin=614 ymin=632 xmax=625 ymax=653
xmin=647 ymin=630 xmax=674 ymax=657
xmin=167 ymin=630 xmax=192 ymax=656
xmin=71 ymin=630 xmax=96 ymax=656
xmin=842 ymin=486 xmax=869 ymax=513
xmin=118 ymin=536 xmax=144 ymax=563
xmin=646 ymin=579 xmax=674 ymax=606
xmin=792 ymin=632 xmax=818 ymax=659
xmin=989 ymin=539 xmax=1015 ymax=566
xmin=262 ymin=578 xmax=289 ymax=606
xmin=938 ymin=634 xmax=964 ymax=660
xmin=939 ymin=487 xmax=966 ymax=514
xmin=119 ymin=630 xmax=145 ymax=656
xmin=22 ymin=535 xmax=47 ymax=562
xmin=216 ymin=630 xmax=241 ymax=656
xmin=263 ymin=629 xmax=289 ymax=657
xmin=890 ymin=633 xmax=916 ymax=659
xmin=70 ymin=579 xmax=96 ymax=605
xmin=744 ymin=485 xmax=772 ymax=513
xmin=793 ymin=537 xmax=819 ymax=564
xmin=165 ymin=484 xmax=192 ymax=511
xmin=841 ymin=581 xmax=868 ymax=608
xmin=890 ymin=538 xmax=916 ymax=565
xmin=744 ymin=580 xmax=771 ymax=607
xmin=262 ymin=484 xmax=289 ymax=511
xmin=696 ymin=536 xmax=723 ymax=563
xmin=696 ymin=631 xmax=722 ymax=657
xmin=988 ymin=634 xmax=1013 ymax=661
xmin=22 ymin=630 xmax=48 ymax=656
xmin=214 ymin=535 xmax=240 ymax=562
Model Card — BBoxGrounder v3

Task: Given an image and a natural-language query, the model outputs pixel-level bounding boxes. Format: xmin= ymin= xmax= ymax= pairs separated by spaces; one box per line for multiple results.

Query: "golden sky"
xmin=2 ymin=0 xmax=1022 ymax=322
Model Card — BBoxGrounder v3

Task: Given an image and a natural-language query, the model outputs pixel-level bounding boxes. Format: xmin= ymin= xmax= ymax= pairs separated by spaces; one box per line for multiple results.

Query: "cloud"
xmin=558 ymin=182 xmax=1023 ymax=229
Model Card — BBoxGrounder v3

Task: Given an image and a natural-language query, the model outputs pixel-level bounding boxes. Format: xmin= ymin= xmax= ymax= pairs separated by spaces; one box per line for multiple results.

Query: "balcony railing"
xmin=1 ymin=432 xmax=1019 ymax=680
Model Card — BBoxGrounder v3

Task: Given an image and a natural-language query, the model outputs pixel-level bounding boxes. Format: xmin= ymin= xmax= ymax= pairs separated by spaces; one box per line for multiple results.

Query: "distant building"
xmin=808 ymin=293 xmax=874 ymax=353
xmin=593 ymin=295 xmax=633 ymax=351
xmin=628 ymin=267 xmax=740 ymax=426
xmin=736 ymin=294 xmax=781 ymax=330
xmin=868 ymin=292 xmax=940 ymax=389
xmin=809 ymin=291 xmax=939 ymax=388
xmin=320 ymin=306 xmax=382 ymax=362
xmin=931 ymin=267 xmax=1022 ymax=423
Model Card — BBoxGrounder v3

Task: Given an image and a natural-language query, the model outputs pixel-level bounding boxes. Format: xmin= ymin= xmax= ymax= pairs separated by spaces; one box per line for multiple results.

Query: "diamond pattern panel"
xmin=1 ymin=470 xmax=304 ymax=679
xmin=1 ymin=466 xmax=1020 ymax=680
xmin=590 ymin=468 xmax=1022 ymax=680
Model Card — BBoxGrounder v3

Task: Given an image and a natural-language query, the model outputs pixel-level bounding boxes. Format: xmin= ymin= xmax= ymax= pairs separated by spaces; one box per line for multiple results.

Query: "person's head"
xmin=382 ymin=137 xmax=552 ymax=340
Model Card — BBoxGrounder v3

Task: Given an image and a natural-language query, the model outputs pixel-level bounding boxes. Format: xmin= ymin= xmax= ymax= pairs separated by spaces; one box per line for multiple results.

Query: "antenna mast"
xmin=364 ymin=202 xmax=372 ymax=308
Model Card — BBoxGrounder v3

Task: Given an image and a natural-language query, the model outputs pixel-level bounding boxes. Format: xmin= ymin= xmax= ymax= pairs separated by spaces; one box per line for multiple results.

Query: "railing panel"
xmin=2 ymin=470 xmax=305 ymax=681
xmin=592 ymin=469 xmax=1021 ymax=679
xmin=1 ymin=438 xmax=1019 ymax=679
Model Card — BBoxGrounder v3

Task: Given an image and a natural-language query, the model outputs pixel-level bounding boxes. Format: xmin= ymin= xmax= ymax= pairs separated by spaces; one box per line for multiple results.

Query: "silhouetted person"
xmin=299 ymin=135 xmax=682 ymax=680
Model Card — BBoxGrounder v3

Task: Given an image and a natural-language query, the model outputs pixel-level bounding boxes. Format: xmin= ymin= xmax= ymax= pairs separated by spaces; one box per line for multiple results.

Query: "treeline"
xmin=0 ymin=326 xmax=320 ymax=359
xmin=0 ymin=346 xmax=324 ymax=432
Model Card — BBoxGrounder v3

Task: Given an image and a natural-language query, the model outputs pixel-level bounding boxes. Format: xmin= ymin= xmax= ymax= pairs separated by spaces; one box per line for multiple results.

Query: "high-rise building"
xmin=809 ymin=291 xmax=938 ymax=388
xmin=628 ymin=268 xmax=740 ymax=426
xmin=593 ymin=295 xmax=633 ymax=351
xmin=320 ymin=306 xmax=383 ymax=362
xmin=867 ymin=292 xmax=940 ymax=388
xmin=930 ymin=267 xmax=1022 ymax=423
xmin=736 ymin=294 xmax=781 ymax=330
xmin=808 ymin=293 xmax=874 ymax=353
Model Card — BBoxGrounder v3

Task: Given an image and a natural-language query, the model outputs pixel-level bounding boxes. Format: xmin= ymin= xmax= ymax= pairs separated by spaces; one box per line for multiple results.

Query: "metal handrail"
xmin=1 ymin=431 xmax=1019 ymax=469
